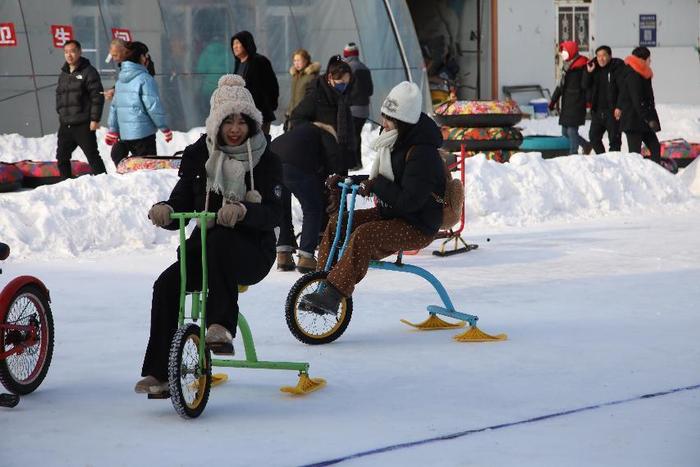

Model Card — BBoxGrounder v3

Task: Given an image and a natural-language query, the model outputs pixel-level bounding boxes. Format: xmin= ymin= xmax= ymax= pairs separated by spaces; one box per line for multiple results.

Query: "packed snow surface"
xmin=1 ymin=108 xmax=699 ymax=466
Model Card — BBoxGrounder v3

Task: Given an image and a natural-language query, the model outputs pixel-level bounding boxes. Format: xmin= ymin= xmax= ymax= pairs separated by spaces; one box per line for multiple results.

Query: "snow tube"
xmin=116 ymin=156 xmax=182 ymax=174
xmin=0 ymin=162 xmax=24 ymax=192
xmin=441 ymin=126 xmax=523 ymax=152
xmin=519 ymin=136 xmax=570 ymax=159
xmin=434 ymin=100 xmax=522 ymax=127
xmin=12 ymin=160 xmax=92 ymax=188
xmin=642 ymin=139 xmax=699 ymax=168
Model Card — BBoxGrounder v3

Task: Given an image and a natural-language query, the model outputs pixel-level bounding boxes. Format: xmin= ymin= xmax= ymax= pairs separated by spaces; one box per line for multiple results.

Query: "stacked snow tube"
xmin=642 ymin=138 xmax=700 ymax=168
xmin=519 ymin=136 xmax=570 ymax=159
xmin=117 ymin=156 xmax=182 ymax=174
xmin=0 ymin=162 xmax=24 ymax=192
xmin=12 ymin=160 xmax=92 ymax=188
xmin=435 ymin=100 xmax=523 ymax=161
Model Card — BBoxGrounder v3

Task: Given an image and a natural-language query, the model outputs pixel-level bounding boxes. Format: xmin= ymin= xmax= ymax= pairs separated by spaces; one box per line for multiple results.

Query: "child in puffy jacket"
xmin=106 ymin=41 xmax=172 ymax=167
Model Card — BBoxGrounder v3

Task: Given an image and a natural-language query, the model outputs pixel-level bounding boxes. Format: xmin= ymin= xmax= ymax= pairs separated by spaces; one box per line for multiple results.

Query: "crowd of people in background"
xmin=550 ymin=41 xmax=667 ymax=170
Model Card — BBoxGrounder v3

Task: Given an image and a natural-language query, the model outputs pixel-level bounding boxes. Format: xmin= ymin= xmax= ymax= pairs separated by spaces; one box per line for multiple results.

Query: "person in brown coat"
xmin=285 ymin=48 xmax=320 ymax=127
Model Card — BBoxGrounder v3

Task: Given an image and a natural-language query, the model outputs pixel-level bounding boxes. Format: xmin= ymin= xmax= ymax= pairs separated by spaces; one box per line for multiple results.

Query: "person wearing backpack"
xmin=300 ymin=81 xmax=447 ymax=314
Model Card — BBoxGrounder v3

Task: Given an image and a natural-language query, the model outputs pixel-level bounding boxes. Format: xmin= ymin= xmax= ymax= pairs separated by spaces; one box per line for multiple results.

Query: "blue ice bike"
xmin=284 ymin=179 xmax=506 ymax=345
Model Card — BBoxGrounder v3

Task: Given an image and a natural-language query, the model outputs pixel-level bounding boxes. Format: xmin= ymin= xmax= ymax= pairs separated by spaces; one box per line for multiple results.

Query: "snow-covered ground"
xmin=1 ymin=108 xmax=699 ymax=466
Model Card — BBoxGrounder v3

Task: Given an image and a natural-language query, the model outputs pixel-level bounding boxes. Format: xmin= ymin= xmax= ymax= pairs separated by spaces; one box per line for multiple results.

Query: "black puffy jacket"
xmin=617 ymin=65 xmax=660 ymax=133
xmin=231 ymin=31 xmax=279 ymax=123
xmin=372 ymin=113 xmax=446 ymax=236
xmin=551 ymin=61 xmax=587 ymax=127
xmin=581 ymin=58 xmax=624 ymax=113
xmin=162 ymin=134 xmax=283 ymax=258
xmin=55 ymin=57 xmax=104 ymax=125
xmin=270 ymin=122 xmax=344 ymax=176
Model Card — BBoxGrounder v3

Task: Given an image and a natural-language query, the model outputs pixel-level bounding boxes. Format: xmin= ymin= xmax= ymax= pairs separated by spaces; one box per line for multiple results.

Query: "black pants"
xmin=350 ymin=117 xmax=366 ymax=170
xmin=589 ymin=110 xmax=622 ymax=154
xmin=277 ymin=164 xmax=325 ymax=256
xmin=111 ymin=134 xmax=157 ymax=167
xmin=141 ymin=227 xmax=274 ymax=381
xmin=626 ymin=131 xmax=661 ymax=163
xmin=56 ymin=122 xmax=106 ymax=178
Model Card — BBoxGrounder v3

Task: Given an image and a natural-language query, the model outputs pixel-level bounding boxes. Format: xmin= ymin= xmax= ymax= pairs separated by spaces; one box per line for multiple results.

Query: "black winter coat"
xmin=232 ymin=31 xmax=279 ymax=123
xmin=372 ymin=113 xmax=446 ymax=236
xmin=55 ymin=57 xmax=104 ymax=125
xmin=162 ymin=134 xmax=283 ymax=257
xmin=551 ymin=65 xmax=587 ymax=127
xmin=617 ymin=65 xmax=660 ymax=133
xmin=270 ymin=122 xmax=344 ymax=176
xmin=581 ymin=58 xmax=624 ymax=113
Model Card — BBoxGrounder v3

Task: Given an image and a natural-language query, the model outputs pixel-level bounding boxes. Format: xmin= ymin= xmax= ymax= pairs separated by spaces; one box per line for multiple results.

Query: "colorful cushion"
xmin=641 ymin=138 xmax=695 ymax=160
xmin=434 ymin=100 xmax=522 ymax=127
xmin=0 ymin=162 xmax=24 ymax=192
xmin=116 ymin=156 xmax=182 ymax=174
xmin=12 ymin=160 xmax=92 ymax=188
xmin=441 ymin=126 xmax=523 ymax=152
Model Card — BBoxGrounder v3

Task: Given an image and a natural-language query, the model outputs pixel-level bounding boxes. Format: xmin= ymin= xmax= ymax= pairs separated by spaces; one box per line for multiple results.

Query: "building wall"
xmin=497 ymin=0 xmax=557 ymax=100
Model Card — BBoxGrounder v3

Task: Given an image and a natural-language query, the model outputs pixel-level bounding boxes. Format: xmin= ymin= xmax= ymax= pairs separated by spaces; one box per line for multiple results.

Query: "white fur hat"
xmin=380 ymin=81 xmax=422 ymax=124
xmin=205 ymin=74 xmax=263 ymax=140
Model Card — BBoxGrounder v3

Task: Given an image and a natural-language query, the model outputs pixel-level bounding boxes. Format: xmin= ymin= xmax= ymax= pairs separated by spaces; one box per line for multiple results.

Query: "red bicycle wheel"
xmin=0 ymin=285 xmax=54 ymax=395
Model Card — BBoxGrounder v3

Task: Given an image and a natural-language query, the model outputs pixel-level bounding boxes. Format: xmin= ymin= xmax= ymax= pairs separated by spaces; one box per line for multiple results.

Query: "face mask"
xmin=334 ymin=82 xmax=348 ymax=93
xmin=560 ymin=50 xmax=570 ymax=61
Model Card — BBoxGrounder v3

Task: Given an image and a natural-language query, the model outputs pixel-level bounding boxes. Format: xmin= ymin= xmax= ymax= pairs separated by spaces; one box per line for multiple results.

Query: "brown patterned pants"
xmin=317 ymin=207 xmax=434 ymax=297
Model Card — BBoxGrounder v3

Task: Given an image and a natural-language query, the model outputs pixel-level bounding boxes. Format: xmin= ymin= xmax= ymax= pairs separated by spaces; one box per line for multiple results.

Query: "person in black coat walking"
xmin=582 ymin=45 xmax=624 ymax=153
xmin=343 ymin=42 xmax=374 ymax=170
xmin=617 ymin=47 xmax=662 ymax=165
xmin=231 ymin=31 xmax=279 ymax=135
xmin=135 ymin=75 xmax=282 ymax=394
xmin=300 ymin=81 xmax=444 ymax=314
xmin=550 ymin=41 xmax=591 ymax=155
xmin=54 ymin=40 xmax=106 ymax=178
xmin=271 ymin=122 xmax=345 ymax=273
xmin=289 ymin=56 xmax=355 ymax=175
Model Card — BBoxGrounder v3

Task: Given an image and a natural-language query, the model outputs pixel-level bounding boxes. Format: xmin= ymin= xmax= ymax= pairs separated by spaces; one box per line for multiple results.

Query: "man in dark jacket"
xmin=617 ymin=46 xmax=663 ymax=166
xmin=343 ymin=42 xmax=373 ymax=170
xmin=231 ymin=30 xmax=279 ymax=135
xmin=550 ymin=40 xmax=591 ymax=155
xmin=272 ymin=122 xmax=344 ymax=273
xmin=582 ymin=45 xmax=624 ymax=154
xmin=55 ymin=40 xmax=106 ymax=178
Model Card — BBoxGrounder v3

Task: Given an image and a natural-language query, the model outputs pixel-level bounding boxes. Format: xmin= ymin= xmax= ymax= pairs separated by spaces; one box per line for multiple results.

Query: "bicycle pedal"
xmin=147 ymin=391 xmax=170 ymax=399
xmin=0 ymin=393 xmax=20 ymax=408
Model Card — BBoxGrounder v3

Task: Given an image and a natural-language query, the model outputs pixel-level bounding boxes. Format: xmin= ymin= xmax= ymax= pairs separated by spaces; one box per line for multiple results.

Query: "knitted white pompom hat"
xmin=380 ymin=81 xmax=422 ymax=124
xmin=205 ymin=74 xmax=263 ymax=140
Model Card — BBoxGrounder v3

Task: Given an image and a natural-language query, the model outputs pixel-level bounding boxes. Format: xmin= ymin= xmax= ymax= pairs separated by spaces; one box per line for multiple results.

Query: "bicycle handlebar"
xmin=0 ymin=242 xmax=9 ymax=260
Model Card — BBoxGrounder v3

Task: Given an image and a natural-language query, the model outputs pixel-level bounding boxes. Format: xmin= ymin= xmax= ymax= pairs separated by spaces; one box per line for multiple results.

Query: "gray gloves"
xmin=217 ymin=202 xmax=247 ymax=228
xmin=148 ymin=203 xmax=173 ymax=227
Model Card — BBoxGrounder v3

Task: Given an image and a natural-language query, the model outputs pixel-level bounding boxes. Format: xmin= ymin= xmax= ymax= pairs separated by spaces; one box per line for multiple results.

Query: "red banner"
xmin=111 ymin=28 xmax=132 ymax=42
xmin=51 ymin=24 xmax=74 ymax=48
xmin=0 ymin=22 xmax=17 ymax=47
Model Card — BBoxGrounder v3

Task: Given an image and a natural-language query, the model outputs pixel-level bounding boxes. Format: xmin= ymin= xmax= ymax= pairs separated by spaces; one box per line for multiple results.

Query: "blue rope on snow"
xmin=302 ymin=383 xmax=700 ymax=467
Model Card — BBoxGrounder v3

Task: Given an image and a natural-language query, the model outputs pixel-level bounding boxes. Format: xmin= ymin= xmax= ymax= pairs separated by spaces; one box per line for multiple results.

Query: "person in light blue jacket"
xmin=106 ymin=41 xmax=172 ymax=167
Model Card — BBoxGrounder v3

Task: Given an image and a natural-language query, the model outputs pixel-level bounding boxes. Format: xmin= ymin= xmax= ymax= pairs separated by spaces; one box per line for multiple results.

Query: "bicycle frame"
xmin=171 ymin=212 xmax=310 ymax=375
xmin=324 ymin=182 xmax=479 ymax=327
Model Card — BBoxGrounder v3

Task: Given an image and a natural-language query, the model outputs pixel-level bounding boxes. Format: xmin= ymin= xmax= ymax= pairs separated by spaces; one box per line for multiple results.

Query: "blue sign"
xmin=639 ymin=14 xmax=656 ymax=47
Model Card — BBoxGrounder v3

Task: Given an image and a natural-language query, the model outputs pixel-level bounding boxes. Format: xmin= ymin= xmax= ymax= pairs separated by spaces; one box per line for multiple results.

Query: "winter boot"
xmin=299 ymin=281 xmax=344 ymax=315
xmin=205 ymin=324 xmax=234 ymax=355
xmin=296 ymin=254 xmax=317 ymax=274
xmin=276 ymin=251 xmax=296 ymax=271
xmin=134 ymin=375 xmax=168 ymax=395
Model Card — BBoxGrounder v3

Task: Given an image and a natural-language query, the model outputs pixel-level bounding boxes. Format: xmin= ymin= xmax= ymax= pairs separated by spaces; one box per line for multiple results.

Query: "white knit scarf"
xmin=205 ymin=131 xmax=266 ymax=202
xmin=369 ymin=129 xmax=398 ymax=181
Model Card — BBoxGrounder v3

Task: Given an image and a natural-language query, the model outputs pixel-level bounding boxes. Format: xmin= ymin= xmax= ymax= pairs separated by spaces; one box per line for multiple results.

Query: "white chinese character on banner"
xmin=0 ymin=24 xmax=17 ymax=46
xmin=54 ymin=27 xmax=70 ymax=46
